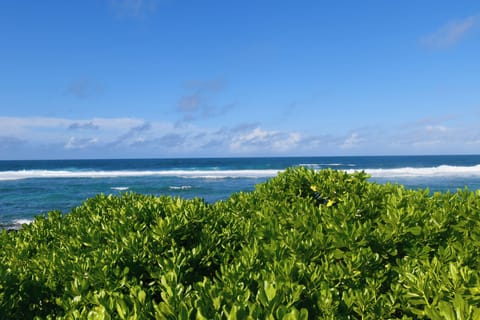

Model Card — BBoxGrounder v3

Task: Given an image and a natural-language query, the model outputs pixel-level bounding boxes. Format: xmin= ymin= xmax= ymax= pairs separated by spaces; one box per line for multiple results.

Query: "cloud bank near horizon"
xmin=0 ymin=115 xmax=478 ymax=159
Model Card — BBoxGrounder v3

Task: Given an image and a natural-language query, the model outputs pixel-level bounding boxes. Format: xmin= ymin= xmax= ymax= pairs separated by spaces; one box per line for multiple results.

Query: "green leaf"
xmin=264 ymin=281 xmax=277 ymax=302
xmin=137 ymin=289 xmax=146 ymax=305
xmin=115 ymin=299 xmax=128 ymax=320
xmin=88 ymin=306 xmax=111 ymax=320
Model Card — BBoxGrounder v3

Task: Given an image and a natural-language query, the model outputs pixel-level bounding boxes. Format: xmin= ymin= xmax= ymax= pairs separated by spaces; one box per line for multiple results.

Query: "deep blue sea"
xmin=1 ymin=155 xmax=480 ymax=230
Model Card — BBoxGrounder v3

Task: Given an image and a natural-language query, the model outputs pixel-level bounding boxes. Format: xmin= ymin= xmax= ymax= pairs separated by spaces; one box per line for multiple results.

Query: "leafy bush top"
xmin=1 ymin=168 xmax=480 ymax=319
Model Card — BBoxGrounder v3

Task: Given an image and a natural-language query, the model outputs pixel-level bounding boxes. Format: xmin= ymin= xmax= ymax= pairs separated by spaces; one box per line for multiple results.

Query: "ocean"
xmin=1 ymin=155 xmax=480 ymax=230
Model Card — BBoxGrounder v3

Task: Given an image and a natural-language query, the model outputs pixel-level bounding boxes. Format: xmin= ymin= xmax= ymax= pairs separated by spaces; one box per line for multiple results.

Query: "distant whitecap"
xmin=169 ymin=185 xmax=192 ymax=190
xmin=111 ymin=187 xmax=129 ymax=191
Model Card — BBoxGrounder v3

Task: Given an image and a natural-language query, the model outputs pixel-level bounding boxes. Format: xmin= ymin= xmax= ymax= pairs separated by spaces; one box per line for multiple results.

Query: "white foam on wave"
xmin=13 ymin=219 xmax=33 ymax=225
xmin=347 ymin=164 xmax=480 ymax=178
xmin=111 ymin=187 xmax=129 ymax=191
xmin=169 ymin=185 xmax=192 ymax=190
xmin=0 ymin=169 xmax=281 ymax=181
xmin=3 ymin=165 xmax=478 ymax=181
xmin=0 ymin=219 xmax=34 ymax=231
xmin=299 ymin=163 xmax=356 ymax=168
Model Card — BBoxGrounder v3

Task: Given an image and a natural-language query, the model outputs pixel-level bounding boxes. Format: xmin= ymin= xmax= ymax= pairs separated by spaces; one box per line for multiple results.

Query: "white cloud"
xmin=230 ymin=128 xmax=274 ymax=152
xmin=340 ymin=132 xmax=363 ymax=149
xmin=87 ymin=118 xmax=145 ymax=131
xmin=421 ymin=15 xmax=478 ymax=49
xmin=65 ymin=137 xmax=99 ymax=149
xmin=425 ymin=125 xmax=449 ymax=133
xmin=229 ymin=127 xmax=301 ymax=153
xmin=0 ymin=116 xmax=67 ymax=128
xmin=275 ymin=132 xmax=301 ymax=151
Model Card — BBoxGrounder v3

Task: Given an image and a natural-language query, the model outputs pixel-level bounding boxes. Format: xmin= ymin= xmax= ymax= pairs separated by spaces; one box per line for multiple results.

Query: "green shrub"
xmin=1 ymin=168 xmax=480 ymax=319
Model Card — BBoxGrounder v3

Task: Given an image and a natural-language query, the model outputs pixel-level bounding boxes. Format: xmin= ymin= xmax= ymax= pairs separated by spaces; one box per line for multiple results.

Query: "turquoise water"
xmin=1 ymin=155 xmax=480 ymax=229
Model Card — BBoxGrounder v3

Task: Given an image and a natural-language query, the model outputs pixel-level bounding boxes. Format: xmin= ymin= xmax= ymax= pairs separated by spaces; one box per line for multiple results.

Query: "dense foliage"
xmin=1 ymin=168 xmax=480 ymax=319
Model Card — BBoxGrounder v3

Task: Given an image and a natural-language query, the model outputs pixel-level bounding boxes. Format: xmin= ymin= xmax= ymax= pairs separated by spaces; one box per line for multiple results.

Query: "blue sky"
xmin=1 ymin=1 xmax=479 ymax=159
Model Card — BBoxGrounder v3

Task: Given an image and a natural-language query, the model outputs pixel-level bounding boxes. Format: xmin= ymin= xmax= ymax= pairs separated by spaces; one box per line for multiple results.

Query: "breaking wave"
xmin=1 ymin=165 xmax=480 ymax=181
xmin=0 ymin=169 xmax=282 ymax=181
xmin=0 ymin=219 xmax=34 ymax=231
xmin=348 ymin=164 xmax=480 ymax=178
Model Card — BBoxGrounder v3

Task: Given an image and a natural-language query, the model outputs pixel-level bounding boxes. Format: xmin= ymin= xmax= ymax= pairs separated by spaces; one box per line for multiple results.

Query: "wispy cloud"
xmin=110 ymin=121 xmax=152 ymax=147
xmin=396 ymin=122 xmax=454 ymax=149
xmin=0 ymin=116 xmax=143 ymax=141
xmin=67 ymin=78 xmax=104 ymax=99
xmin=69 ymin=121 xmax=100 ymax=130
xmin=176 ymin=78 xmax=233 ymax=123
xmin=0 ymin=136 xmax=26 ymax=151
xmin=156 ymin=133 xmax=186 ymax=148
xmin=421 ymin=15 xmax=478 ymax=49
xmin=109 ymin=0 xmax=160 ymax=19
xmin=178 ymin=94 xmax=201 ymax=113
xmin=183 ymin=78 xmax=226 ymax=93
